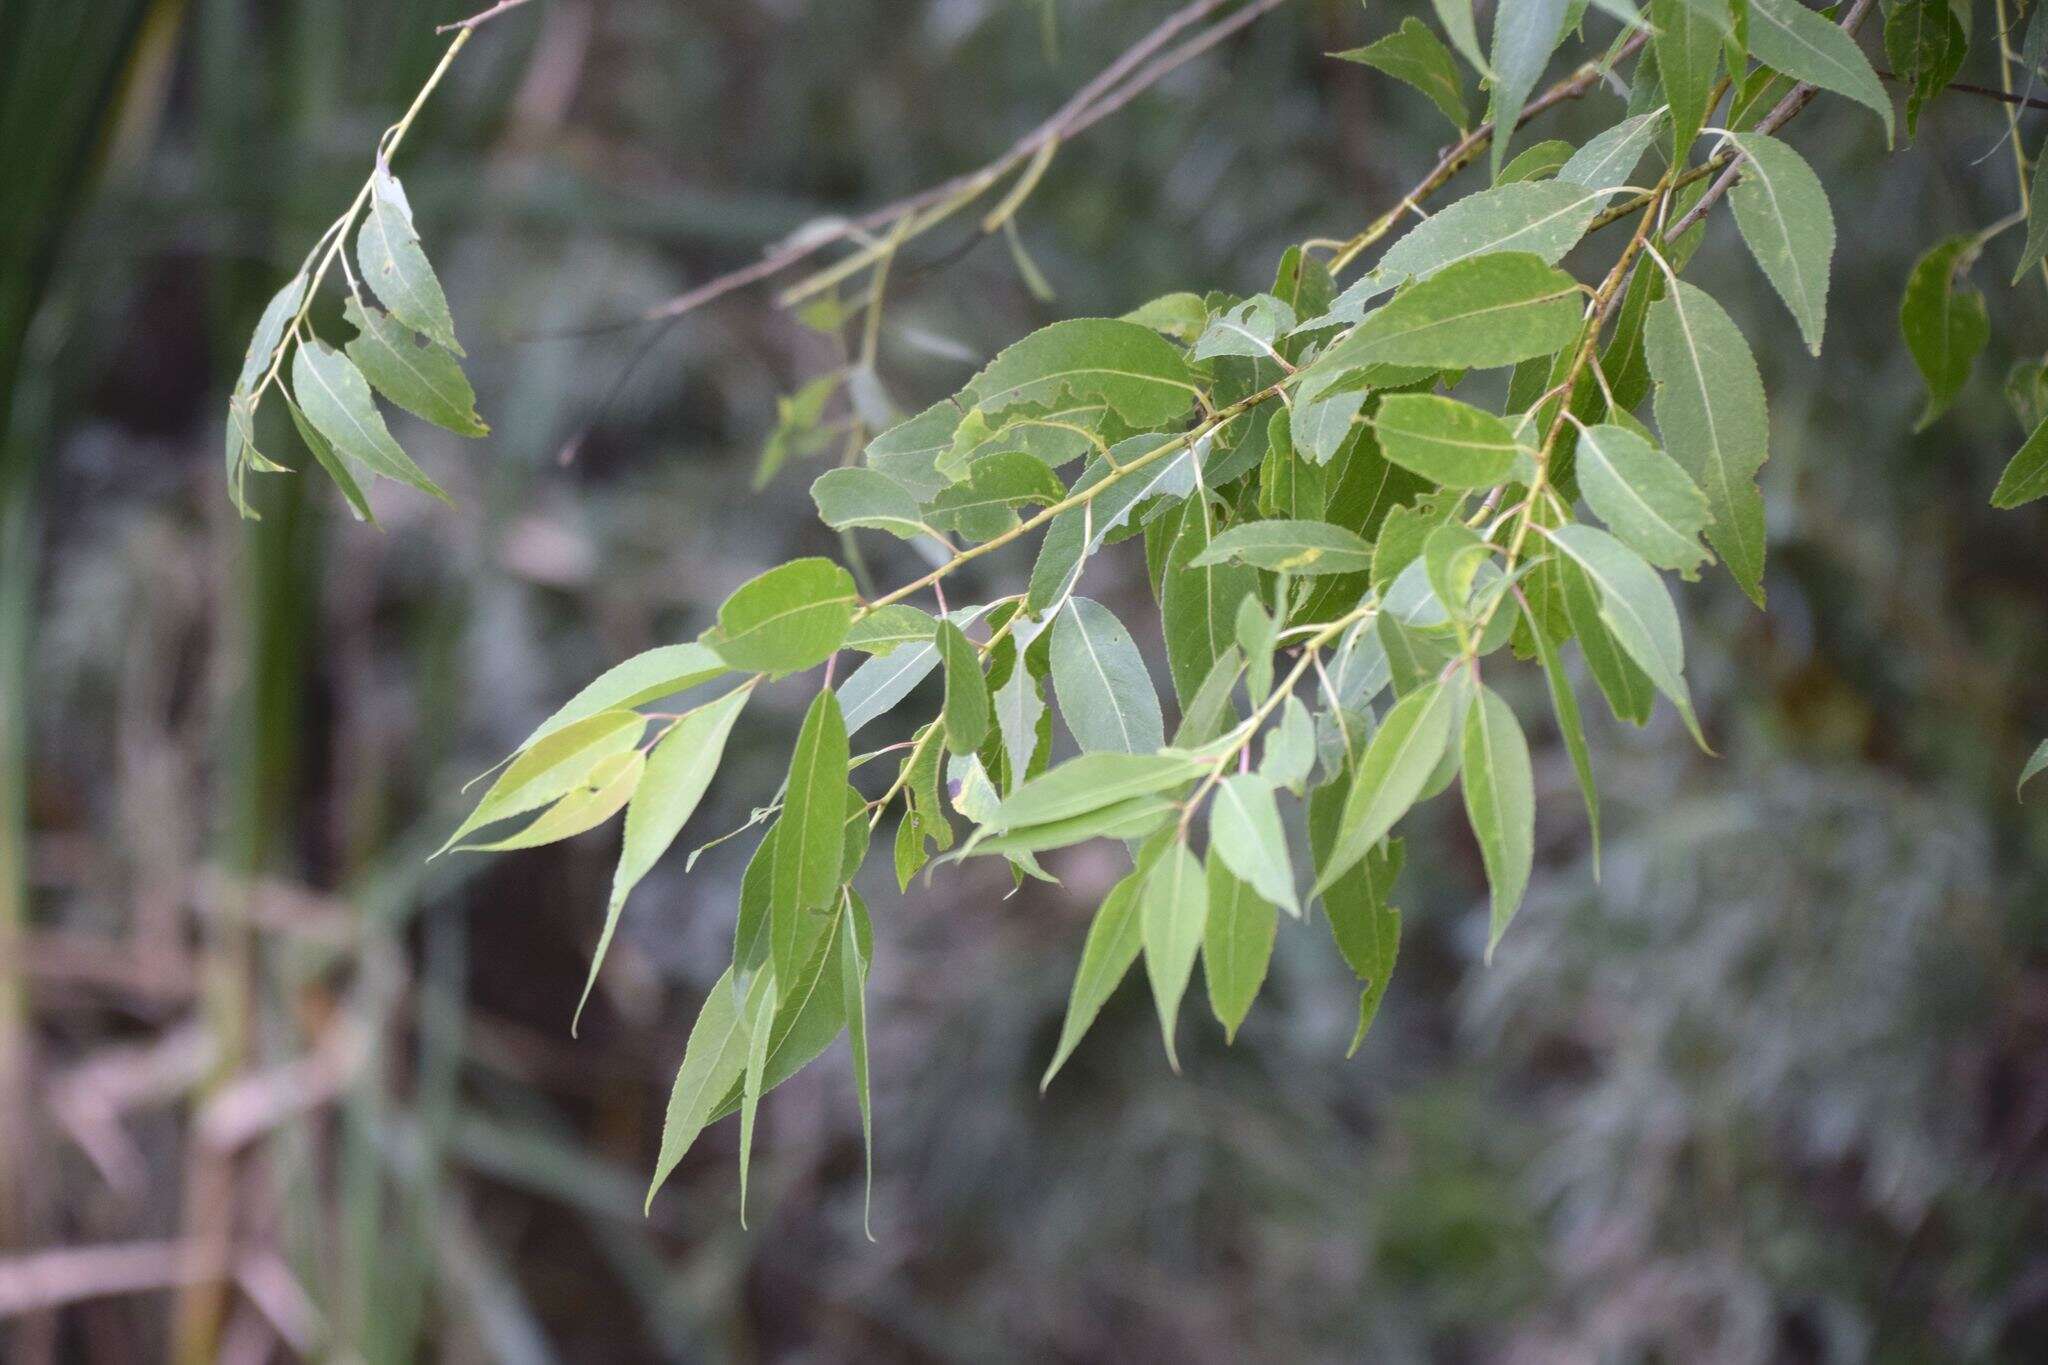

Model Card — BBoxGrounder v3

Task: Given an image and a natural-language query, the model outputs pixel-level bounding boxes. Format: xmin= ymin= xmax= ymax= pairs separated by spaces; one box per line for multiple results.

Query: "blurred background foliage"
xmin=3 ymin=0 xmax=2047 ymax=1359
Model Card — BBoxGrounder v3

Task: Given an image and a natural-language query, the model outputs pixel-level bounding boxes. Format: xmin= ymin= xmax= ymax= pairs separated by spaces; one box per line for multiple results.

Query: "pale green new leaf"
xmin=737 ymin=973 xmax=778 ymax=1227
xmin=1191 ymin=518 xmax=1375 ymax=575
xmin=994 ymin=752 xmax=1205 ymax=830
xmin=1991 ymin=412 xmax=2048 ymax=508
xmin=647 ymin=968 xmax=765 ymax=1209
xmin=441 ymin=708 xmax=646 ymax=854
xmin=459 ymin=749 xmax=645 ymax=852
xmin=1050 ymin=597 xmax=1165 ymax=754
xmin=512 ymin=643 xmax=727 ymax=755
xmin=1462 ymin=685 xmax=1535 ymax=961
xmin=1203 ymin=853 xmax=1278 ymax=1043
xmin=1723 ymin=132 xmax=1835 ymax=355
xmin=1574 ymin=422 xmax=1713 ymax=575
xmin=577 ymin=685 xmax=752 ymax=1031
xmin=1644 ymin=279 xmax=1770 ymax=605
xmin=1210 ymin=773 xmax=1299 ymax=915
xmin=357 ymin=164 xmax=463 ymax=354
xmin=2020 ymin=739 xmax=2048 ymax=799
xmin=1140 ymin=840 xmax=1208 ymax=1071
xmin=707 ymin=558 xmax=859 ymax=676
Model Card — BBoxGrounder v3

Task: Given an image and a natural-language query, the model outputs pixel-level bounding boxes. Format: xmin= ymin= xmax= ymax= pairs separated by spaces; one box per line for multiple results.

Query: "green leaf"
xmin=1547 ymin=523 xmax=1704 ymax=744
xmin=960 ymin=793 xmax=1177 ymax=858
xmin=647 ymin=968 xmax=764 ymax=1209
xmin=838 ymin=604 xmax=988 ymax=735
xmin=357 ymin=163 xmax=463 ymax=354
xmin=707 ymin=558 xmax=859 ymax=676
xmin=995 ymin=752 xmax=1206 ymax=830
xmin=1373 ymin=393 xmax=1526 ymax=488
xmin=1191 ymin=294 xmax=1297 ymax=361
xmin=2020 ymin=739 xmax=2048 ymax=799
xmin=1121 ymin=291 xmax=1210 ymax=343
xmin=441 ymin=708 xmax=646 ymax=854
xmin=1900 ymin=235 xmax=1988 ymax=430
xmin=235 ymin=273 xmax=309 ymax=395
xmin=936 ymin=621 xmax=992 ymax=754
xmin=1883 ymin=0 xmax=1966 ymax=136
xmin=1322 ymin=253 xmax=1584 ymax=371
xmin=1723 ymin=132 xmax=1835 ymax=355
xmin=2017 ymin=143 xmax=2048 ymax=285
xmin=1140 ymin=839 xmax=1208 ymax=1072
xmin=810 ymin=467 xmax=930 ymax=540
xmin=1650 ymin=0 xmax=1724 ymax=160
xmin=1050 ymin=597 xmax=1165 ymax=755
xmin=967 ymin=318 xmax=1200 ymax=428
xmin=1041 ymin=845 xmax=1161 ymax=1090
xmin=577 ymin=686 xmax=752 ymax=1032
xmin=509 ymin=643 xmax=727 ymax=758
xmin=1261 ymin=694 xmax=1317 ymax=793
xmin=771 ymin=690 xmax=851 ymax=942
xmin=1210 ymin=773 xmax=1299 ymax=915
xmin=341 ymin=297 xmax=487 ymax=436
xmin=1462 ymin=685 xmax=1535 ymax=961
xmin=1748 ymin=0 xmax=1894 ymax=143
xmin=291 ymin=340 xmax=450 ymax=502
xmin=844 ymin=604 xmax=937 ymax=655
xmin=1560 ymin=558 xmax=1655 ymax=725
xmin=705 ymin=906 xmax=852 ymax=1125
xmin=1523 ymin=598 xmax=1601 ymax=871
xmin=1202 ymin=852 xmax=1278 ymax=1043
xmin=839 ymin=903 xmax=875 ymax=1239
xmin=1174 ymin=645 xmax=1245 ymax=749
xmin=1497 ymin=139 xmax=1575 ymax=184
xmin=1237 ymin=593 xmax=1277 ymax=706
xmin=1379 ymin=182 xmax=1601 ymax=286
xmin=924 ymin=451 xmax=1065 ymax=541
xmin=1429 ymin=0 xmax=1494 ymax=78
xmin=459 ymin=748 xmax=645 ymax=852
xmin=736 ymin=972 xmax=777 ymax=1226
xmin=1313 ymin=680 xmax=1456 ymax=896
xmin=1309 ymin=781 xmax=1404 ymax=1054
xmin=1559 ymin=111 xmax=1663 ymax=192
xmin=1991 ymin=412 xmax=2048 ymax=508
xmin=1644 ymin=279 xmax=1770 ymax=606
xmin=1487 ymin=0 xmax=1573 ymax=179
xmin=1190 ymin=518 xmax=1376 ymax=575
xmin=1573 ymin=421 xmax=1713 ymax=575
xmin=1333 ymin=17 xmax=1469 ymax=131
xmin=1162 ymin=499 xmax=1259 ymax=706
xmin=283 ymin=395 xmax=374 ymax=523
xmin=863 ymin=400 xmax=957 ymax=500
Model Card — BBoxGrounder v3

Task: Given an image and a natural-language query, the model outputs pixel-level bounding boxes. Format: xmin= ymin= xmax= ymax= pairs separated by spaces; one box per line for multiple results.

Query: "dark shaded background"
xmin=4 ymin=0 xmax=2048 ymax=1359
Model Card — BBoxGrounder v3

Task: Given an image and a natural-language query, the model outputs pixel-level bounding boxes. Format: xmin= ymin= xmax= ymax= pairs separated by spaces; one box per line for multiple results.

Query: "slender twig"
xmin=436 ymin=0 xmax=535 ymax=33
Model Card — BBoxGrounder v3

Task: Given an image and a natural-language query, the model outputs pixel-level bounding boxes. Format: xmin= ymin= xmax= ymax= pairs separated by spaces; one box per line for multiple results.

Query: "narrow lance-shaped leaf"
xmin=966 ymin=317 xmax=1199 ymax=428
xmin=1332 ymin=17 xmax=1469 ymax=131
xmin=342 ymin=296 xmax=487 ymax=436
xmin=1378 ymin=180 xmax=1602 ymax=284
xmin=1140 ymin=839 xmax=1209 ymax=1072
xmin=811 ymin=467 xmax=931 ymax=541
xmin=1899 ymin=235 xmax=1988 ymax=431
xmin=1991 ymin=412 xmax=2048 ymax=509
xmin=1487 ymin=0 xmax=1573 ymax=179
xmin=291 ymin=341 xmax=450 ymax=503
xmin=440 ymin=708 xmax=646 ymax=854
xmin=357 ymin=163 xmax=463 ymax=354
xmin=1462 ymin=684 xmax=1535 ymax=962
xmin=1573 ymin=421 xmax=1713 ymax=576
xmin=1522 ymin=596 xmax=1602 ymax=872
xmin=937 ymin=621 xmax=991 ymax=754
xmin=1429 ymin=0 xmax=1494 ymax=78
xmin=1162 ymin=498 xmax=1259 ymax=706
xmin=1748 ymin=0 xmax=1895 ymax=144
xmin=1644 ymin=278 xmax=1770 ymax=606
xmin=1209 ymin=773 xmax=1299 ymax=915
xmin=1041 ymin=840 xmax=1164 ymax=1090
xmin=2019 ymin=739 xmax=2048 ymax=800
xmin=1723 ymin=132 xmax=1835 ymax=355
xmin=736 ymin=974 xmax=778 ymax=1228
xmin=647 ymin=968 xmax=764 ymax=1210
xmin=1203 ymin=852 xmax=1278 ymax=1044
xmin=1372 ymin=393 xmax=1525 ymax=488
xmin=1650 ymin=0 xmax=1723 ymax=162
xmin=1547 ymin=523 xmax=1706 ymax=746
xmin=1314 ymin=680 xmax=1456 ymax=897
xmin=840 ymin=897 xmax=875 ymax=1239
xmin=772 ymin=689 xmax=851 ymax=944
xmin=577 ymin=685 xmax=752 ymax=1032
xmin=1192 ymin=519 xmax=1376 ymax=575
xmin=1049 ymin=597 xmax=1166 ymax=755
xmin=994 ymin=752 xmax=1205 ymax=830
xmin=1321 ymin=253 xmax=1585 ymax=371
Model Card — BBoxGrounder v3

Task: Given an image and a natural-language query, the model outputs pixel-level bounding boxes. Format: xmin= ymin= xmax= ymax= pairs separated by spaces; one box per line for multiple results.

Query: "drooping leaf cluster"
xmin=234 ymin=0 xmax=2048 ymax=1216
